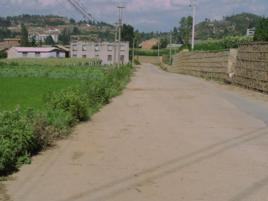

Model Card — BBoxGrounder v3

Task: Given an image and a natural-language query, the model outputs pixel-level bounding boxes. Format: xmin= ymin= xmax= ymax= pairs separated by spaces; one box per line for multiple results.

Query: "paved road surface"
xmin=2 ymin=64 xmax=268 ymax=201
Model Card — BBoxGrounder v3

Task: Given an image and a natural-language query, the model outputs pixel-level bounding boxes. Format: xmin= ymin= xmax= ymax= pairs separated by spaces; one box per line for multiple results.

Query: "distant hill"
xmin=0 ymin=14 xmax=115 ymax=42
xmin=196 ymin=13 xmax=262 ymax=40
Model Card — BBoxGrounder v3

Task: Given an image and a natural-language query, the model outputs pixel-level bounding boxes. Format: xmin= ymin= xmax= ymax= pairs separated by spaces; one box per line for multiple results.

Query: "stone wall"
xmin=232 ymin=43 xmax=268 ymax=93
xmin=167 ymin=43 xmax=268 ymax=93
xmin=169 ymin=51 xmax=230 ymax=81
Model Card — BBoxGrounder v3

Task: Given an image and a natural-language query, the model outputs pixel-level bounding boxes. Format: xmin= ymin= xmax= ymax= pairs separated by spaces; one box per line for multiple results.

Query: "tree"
xmin=69 ymin=18 xmax=76 ymax=24
xmin=20 ymin=23 xmax=29 ymax=46
xmin=179 ymin=16 xmax=193 ymax=45
xmin=254 ymin=17 xmax=268 ymax=41
xmin=72 ymin=27 xmax=81 ymax=35
xmin=30 ymin=36 xmax=37 ymax=47
xmin=45 ymin=35 xmax=55 ymax=45
xmin=122 ymin=24 xmax=134 ymax=45
xmin=58 ymin=28 xmax=71 ymax=45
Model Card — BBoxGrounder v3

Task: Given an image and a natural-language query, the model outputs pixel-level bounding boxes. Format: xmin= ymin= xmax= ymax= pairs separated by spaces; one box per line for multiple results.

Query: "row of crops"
xmin=0 ymin=58 xmax=132 ymax=175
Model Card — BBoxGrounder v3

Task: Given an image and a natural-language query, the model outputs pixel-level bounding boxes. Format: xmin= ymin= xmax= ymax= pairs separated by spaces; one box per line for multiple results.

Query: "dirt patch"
xmin=0 ymin=183 xmax=11 ymax=201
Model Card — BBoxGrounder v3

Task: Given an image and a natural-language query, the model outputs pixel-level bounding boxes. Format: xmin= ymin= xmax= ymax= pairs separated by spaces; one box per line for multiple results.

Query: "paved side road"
xmin=2 ymin=64 xmax=268 ymax=201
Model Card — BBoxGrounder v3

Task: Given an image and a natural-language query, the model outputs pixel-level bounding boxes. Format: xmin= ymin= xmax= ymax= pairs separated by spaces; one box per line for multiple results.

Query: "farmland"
xmin=0 ymin=58 xmax=132 ymax=175
xmin=0 ymin=77 xmax=80 ymax=111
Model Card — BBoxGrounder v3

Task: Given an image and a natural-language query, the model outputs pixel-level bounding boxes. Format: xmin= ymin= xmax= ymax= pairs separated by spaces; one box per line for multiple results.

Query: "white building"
xmin=70 ymin=41 xmax=129 ymax=65
xmin=246 ymin=28 xmax=256 ymax=37
xmin=29 ymin=29 xmax=60 ymax=43
xmin=7 ymin=47 xmax=66 ymax=59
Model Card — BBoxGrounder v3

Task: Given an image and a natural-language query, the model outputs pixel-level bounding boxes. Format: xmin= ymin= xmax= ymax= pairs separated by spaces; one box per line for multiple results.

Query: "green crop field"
xmin=0 ymin=58 xmax=100 ymax=111
xmin=0 ymin=77 xmax=81 ymax=111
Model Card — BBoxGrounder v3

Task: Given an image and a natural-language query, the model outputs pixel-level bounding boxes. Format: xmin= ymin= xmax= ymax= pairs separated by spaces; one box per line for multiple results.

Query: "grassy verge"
xmin=0 ymin=59 xmax=132 ymax=175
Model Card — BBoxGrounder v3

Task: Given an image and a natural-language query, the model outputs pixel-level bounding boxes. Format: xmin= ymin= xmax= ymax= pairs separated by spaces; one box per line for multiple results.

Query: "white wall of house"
xmin=70 ymin=41 xmax=129 ymax=65
xmin=7 ymin=47 xmax=65 ymax=59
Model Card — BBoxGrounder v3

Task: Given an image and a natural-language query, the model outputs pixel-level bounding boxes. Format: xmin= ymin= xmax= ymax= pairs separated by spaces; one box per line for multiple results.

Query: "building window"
xmin=107 ymin=45 xmax=113 ymax=51
xmin=82 ymin=45 xmax=87 ymax=51
xmin=108 ymin=55 xmax=112 ymax=61
xmin=82 ymin=55 xmax=86 ymax=58
xmin=22 ymin=52 xmax=28 ymax=57
xmin=35 ymin=52 xmax=41 ymax=57
xmin=56 ymin=52 xmax=60 ymax=57
xmin=95 ymin=45 xmax=100 ymax=52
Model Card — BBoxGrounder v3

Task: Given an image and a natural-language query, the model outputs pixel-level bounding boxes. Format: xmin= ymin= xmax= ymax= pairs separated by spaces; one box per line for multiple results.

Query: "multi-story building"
xmin=70 ymin=41 xmax=129 ymax=65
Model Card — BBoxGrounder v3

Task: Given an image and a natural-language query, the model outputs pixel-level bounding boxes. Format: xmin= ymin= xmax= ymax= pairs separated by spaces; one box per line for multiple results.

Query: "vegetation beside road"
xmin=194 ymin=36 xmax=253 ymax=51
xmin=0 ymin=59 xmax=132 ymax=175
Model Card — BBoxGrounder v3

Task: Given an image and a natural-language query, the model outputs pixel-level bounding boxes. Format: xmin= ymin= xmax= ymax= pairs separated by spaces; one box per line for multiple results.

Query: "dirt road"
xmin=2 ymin=64 xmax=268 ymax=201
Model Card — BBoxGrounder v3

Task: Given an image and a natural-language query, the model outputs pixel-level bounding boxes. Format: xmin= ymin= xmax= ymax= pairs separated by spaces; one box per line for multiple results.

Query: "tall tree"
xmin=20 ymin=24 xmax=29 ymax=46
xmin=254 ymin=17 xmax=268 ymax=41
xmin=30 ymin=36 xmax=37 ymax=47
xmin=179 ymin=16 xmax=193 ymax=45
xmin=58 ymin=28 xmax=71 ymax=45
xmin=45 ymin=35 xmax=55 ymax=45
xmin=122 ymin=24 xmax=134 ymax=45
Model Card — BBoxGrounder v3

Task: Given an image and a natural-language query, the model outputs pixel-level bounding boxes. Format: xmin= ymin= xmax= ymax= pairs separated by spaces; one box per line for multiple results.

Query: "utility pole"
xmin=117 ymin=2 xmax=125 ymax=65
xmin=132 ymin=38 xmax=135 ymax=64
xmin=169 ymin=31 xmax=172 ymax=64
xmin=190 ymin=0 xmax=197 ymax=50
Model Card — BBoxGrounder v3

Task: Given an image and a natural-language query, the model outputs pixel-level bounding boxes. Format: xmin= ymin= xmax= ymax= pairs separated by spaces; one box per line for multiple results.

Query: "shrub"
xmin=47 ymin=88 xmax=89 ymax=122
xmin=0 ymin=109 xmax=35 ymax=174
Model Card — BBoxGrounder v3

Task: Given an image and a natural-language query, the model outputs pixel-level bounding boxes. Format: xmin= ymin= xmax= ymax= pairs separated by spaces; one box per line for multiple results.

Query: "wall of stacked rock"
xmin=169 ymin=51 xmax=230 ymax=81
xmin=232 ymin=43 xmax=268 ymax=93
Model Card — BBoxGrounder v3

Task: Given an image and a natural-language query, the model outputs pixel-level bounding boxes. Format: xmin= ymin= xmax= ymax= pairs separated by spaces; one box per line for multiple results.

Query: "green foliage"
xmin=47 ymin=88 xmax=89 ymax=122
xmin=0 ymin=51 xmax=7 ymax=59
xmin=254 ymin=17 xmax=268 ymax=41
xmin=44 ymin=35 xmax=55 ymax=45
xmin=122 ymin=24 xmax=134 ymax=45
xmin=179 ymin=16 xmax=193 ymax=45
xmin=194 ymin=36 xmax=253 ymax=51
xmin=196 ymin=13 xmax=262 ymax=40
xmin=20 ymin=24 xmax=29 ymax=47
xmin=0 ymin=59 xmax=132 ymax=175
xmin=0 ymin=110 xmax=35 ymax=174
xmin=134 ymin=58 xmax=140 ymax=65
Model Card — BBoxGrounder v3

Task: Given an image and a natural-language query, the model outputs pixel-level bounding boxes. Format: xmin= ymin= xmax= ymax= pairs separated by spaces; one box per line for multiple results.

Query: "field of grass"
xmin=0 ymin=58 xmax=132 ymax=175
xmin=0 ymin=77 xmax=80 ymax=111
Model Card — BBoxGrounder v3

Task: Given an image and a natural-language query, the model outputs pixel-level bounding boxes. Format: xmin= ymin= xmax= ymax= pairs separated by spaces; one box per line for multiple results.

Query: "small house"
xmin=7 ymin=47 xmax=66 ymax=59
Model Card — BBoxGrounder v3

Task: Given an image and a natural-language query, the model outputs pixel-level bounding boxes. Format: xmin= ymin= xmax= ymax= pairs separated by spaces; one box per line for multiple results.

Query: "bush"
xmin=47 ymin=88 xmax=89 ymax=122
xmin=0 ymin=110 xmax=35 ymax=174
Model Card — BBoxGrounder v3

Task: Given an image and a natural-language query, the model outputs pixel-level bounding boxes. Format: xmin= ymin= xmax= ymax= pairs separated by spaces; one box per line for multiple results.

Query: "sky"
xmin=0 ymin=0 xmax=267 ymax=32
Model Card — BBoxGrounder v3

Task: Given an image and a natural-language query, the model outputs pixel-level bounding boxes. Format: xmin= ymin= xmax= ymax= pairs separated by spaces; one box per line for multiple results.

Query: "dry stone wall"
xmin=169 ymin=51 xmax=230 ymax=81
xmin=167 ymin=43 xmax=268 ymax=93
xmin=232 ymin=43 xmax=268 ymax=93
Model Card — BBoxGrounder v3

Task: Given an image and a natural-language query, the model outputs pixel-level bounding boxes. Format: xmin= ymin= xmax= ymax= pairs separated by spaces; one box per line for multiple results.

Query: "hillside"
xmin=196 ymin=13 xmax=262 ymax=40
xmin=0 ymin=15 xmax=115 ymax=42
